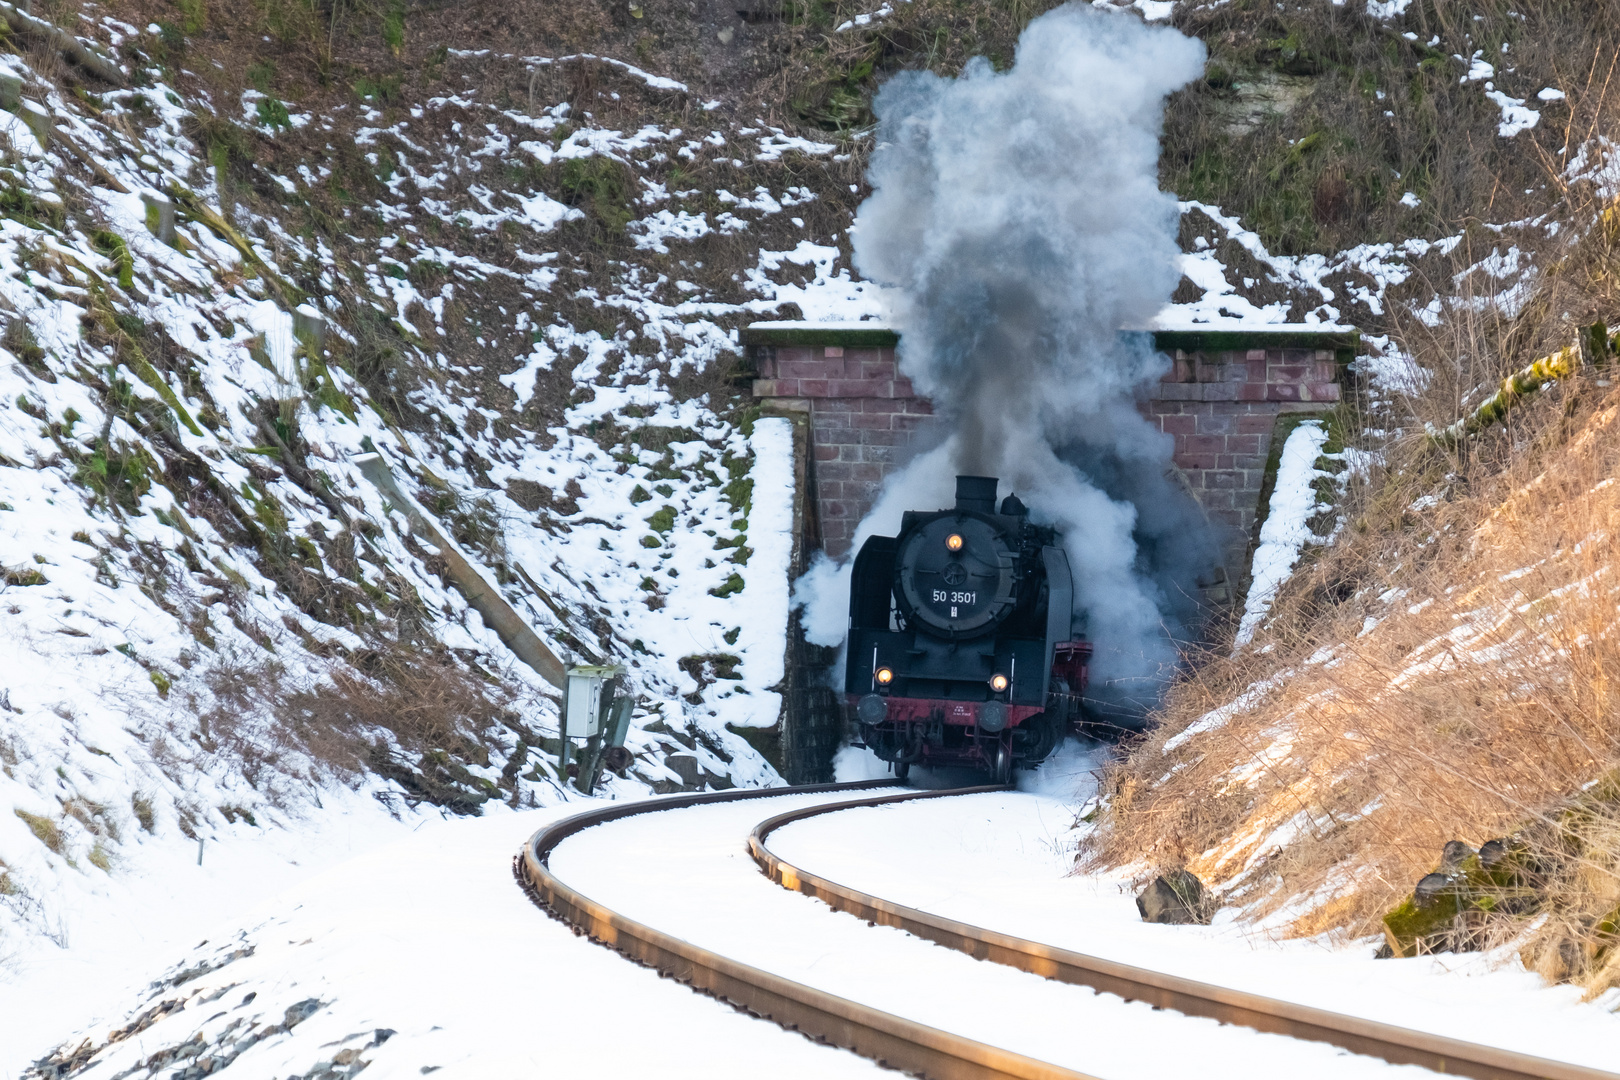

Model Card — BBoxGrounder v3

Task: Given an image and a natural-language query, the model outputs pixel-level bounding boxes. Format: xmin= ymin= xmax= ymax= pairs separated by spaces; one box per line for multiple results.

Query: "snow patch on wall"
xmin=1235 ymin=421 xmax=1332 ymax=646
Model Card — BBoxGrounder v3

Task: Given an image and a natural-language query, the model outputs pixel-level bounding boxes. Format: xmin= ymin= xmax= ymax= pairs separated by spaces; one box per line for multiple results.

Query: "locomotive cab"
xmin=845 ymin=475 xmax=1090 ymax=782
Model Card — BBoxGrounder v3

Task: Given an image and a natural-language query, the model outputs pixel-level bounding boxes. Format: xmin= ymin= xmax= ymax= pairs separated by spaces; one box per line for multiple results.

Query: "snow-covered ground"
xmin=11 ymin=797 xmax=883 ymax=1080
xmin=766 ymin=790 xmax=1620 ymax=1074
xmin=550 ymin=789 xmax=1436 ymax=1078
xmin=0 ymin=788 xmax=414 ymax=1078
xmin=20 ymin=747 xmax=1620 ymax=1079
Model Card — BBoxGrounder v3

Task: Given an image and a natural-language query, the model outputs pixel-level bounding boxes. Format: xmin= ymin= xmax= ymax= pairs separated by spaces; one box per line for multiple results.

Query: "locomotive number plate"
xmin=931 ymin=590 xmax=977 ymax=605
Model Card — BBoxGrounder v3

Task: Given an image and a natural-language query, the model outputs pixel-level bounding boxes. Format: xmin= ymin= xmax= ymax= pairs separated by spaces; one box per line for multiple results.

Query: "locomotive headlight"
xmin=945 ymin=533 xmax=964 ymax=552
xmin=989 ymin=673 xmax=1009 ymax=693
xmin=875 ymin=666 xmax=895 ymax=686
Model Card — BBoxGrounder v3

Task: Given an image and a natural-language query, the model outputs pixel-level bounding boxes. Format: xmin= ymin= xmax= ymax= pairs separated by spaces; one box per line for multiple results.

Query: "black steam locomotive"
xmin=845 ymin=476 xmax=1090 ymax=783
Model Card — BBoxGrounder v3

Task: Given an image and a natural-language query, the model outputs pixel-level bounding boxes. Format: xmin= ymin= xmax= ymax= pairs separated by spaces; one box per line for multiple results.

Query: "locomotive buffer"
xmin=845 ymin=475 xmax=1090 ymax=783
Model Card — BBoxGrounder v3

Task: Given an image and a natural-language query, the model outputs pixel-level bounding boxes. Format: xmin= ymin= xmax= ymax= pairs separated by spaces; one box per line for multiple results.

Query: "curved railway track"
xmin=516 ymin=782 xmax=1620 ymax=1080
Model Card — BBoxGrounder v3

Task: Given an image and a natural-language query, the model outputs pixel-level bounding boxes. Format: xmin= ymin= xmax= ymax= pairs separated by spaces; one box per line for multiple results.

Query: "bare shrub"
xmin=192 ymin=642 xmax=526 ymax=813
xmin=130 ymin=793 xmax=155 ymax=833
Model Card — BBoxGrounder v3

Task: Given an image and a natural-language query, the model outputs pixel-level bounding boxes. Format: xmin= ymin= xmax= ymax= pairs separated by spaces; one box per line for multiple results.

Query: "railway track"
xmin=517 ymin=782 xmax=1620 ymax=1080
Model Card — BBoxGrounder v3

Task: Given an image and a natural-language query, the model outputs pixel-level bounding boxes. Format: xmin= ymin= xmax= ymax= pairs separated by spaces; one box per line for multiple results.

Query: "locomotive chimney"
xmin=955 ymin=475 xmax=999 ymax=514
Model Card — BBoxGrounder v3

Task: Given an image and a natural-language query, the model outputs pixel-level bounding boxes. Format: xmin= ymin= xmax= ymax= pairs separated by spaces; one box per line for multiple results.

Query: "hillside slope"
xmin=1081 ymin=0 xmax=1620 ymax=1002
xmin=1 ymin=0 xmax=1615 ymax=1019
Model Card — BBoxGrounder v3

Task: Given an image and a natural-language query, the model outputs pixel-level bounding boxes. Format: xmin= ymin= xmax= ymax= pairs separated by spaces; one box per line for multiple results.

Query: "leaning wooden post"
xmin=354 ymin=453 xmax=568 ymax=690
xmin=1427 ymin=323 xmax=1615 ymax=448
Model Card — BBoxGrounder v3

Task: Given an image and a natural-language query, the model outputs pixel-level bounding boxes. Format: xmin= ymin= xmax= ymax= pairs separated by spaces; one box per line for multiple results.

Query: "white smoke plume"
xmin=799 ymin=5 xmax=1215 ymax=724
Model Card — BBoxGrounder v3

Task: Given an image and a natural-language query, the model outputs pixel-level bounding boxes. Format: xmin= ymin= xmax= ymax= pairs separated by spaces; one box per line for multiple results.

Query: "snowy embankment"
xmin=11 ymin=798 xmax=884 ymax=1080
xmin=36 ymin=779 xmax=1620 ymax=1079
xmin=768 ymin=790 xmax=1620 ymax=1074
xmin=1235 ymin=420 xmax=1332 ymax=646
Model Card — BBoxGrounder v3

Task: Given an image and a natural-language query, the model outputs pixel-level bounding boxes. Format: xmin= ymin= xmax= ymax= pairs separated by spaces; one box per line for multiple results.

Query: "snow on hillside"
xmin=7 ymin=802 xmax=889 ymax=1080
xmin=0 ymin=26 xmax=891 ymax=979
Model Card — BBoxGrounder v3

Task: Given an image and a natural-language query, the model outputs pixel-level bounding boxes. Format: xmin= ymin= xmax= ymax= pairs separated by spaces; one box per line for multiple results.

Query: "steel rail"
xmin=749 ymin=786 xmax=1620 ymax=1080
xmin=515 ymin=780 xmax=1098 ymax=1080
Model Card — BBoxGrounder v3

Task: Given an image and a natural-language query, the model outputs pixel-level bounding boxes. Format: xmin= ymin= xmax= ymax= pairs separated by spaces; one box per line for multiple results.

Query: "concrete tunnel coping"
xmin=740 ymin=319 xmax=1362 ymax=363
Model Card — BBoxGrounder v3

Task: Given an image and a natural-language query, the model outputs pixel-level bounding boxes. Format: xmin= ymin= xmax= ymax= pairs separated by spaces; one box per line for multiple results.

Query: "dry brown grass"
xmin=1084 ymin=15 xmax=1620 ymax=992
xmin=188 ymin=642 xmax=533 ymax=813
xmin=1085 ymin=371 xmax=1620 ymax=992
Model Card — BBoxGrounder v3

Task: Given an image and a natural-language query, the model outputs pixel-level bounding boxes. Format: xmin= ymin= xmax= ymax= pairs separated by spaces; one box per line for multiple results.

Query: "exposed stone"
xmin=141 ymin=192 xmax=176 ymax=245
xmin=18 ymin=98 xmax=50 ymax=148
xmin=293 ymin=304 xmax=327 ymax=350
xmin=1136 ymin=870 xmax=1213 ymax=925
xmin=665 ymin=751 xmax=702 ymax=788
xmin=1438 ymin=839 xmax=1478 ymax=874
xmin=1412 ymin=872 xmax=1455 ymax=910
xmin=700 ymin=765 xmax=735 ymax=790
xmin=283 ymin=997 xmax=323 ymax=1029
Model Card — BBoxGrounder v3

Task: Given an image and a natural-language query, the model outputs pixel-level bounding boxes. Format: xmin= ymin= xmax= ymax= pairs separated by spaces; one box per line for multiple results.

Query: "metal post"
xmin=585 ymin=692 xmax=636 ymax=795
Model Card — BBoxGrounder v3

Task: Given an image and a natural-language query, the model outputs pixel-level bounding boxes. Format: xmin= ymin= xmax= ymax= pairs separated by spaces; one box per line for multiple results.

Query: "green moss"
xmin=646 ymin=505 xmax=677 ymax=534
xmin=256 ymin=97 xmax=292 ymax=131
xmin=679 ymin=653 xmax=742 ymax=682
xmin=559 ymin=157 xmax=633 ymax=233
xmin=353 ymin=74 xmax=402 ymax=104
xmin=640 ymin=535 xmax=661 ymax=549
xmin=1382 ymin=894 xmax=1460 ymax=956
xmin=89 ymin=231 xmax=135 ymax=289
xmin=629 ymin=484 xmax=652 ymax=505
xmin=149 ymin=670 xmax=172 ymax=697
xmin=720 ymin=452 xmax=754 ymax=516
xmin=382 ymin=0 xmax=406 ymax=53
xmin=2 ymin=566 xmax=47 ymax=586
xmin=246 ymin=60 xmax=276 ymax=93
xmin=726 ymin=722 xmax=783 ymax=773
xmin=709 ymin=572 xmax=745 ymax=598
xmin=176 ymin=0 xmax=206 ymax=32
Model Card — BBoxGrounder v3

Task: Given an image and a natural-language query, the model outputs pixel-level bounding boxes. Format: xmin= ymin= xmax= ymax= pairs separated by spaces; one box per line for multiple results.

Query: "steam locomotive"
xmin=845 ymin=476 xmax=1090 ymax=783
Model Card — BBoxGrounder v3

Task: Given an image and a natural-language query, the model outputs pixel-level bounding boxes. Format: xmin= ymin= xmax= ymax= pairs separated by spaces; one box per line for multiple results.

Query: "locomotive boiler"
xmin=845 ymin=475 xmax=1091 ymax=783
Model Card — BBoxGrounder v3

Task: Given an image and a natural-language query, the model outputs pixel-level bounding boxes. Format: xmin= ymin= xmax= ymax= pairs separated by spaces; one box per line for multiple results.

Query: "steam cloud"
xmin=799 ymin=5 xmax=1217 ymax=724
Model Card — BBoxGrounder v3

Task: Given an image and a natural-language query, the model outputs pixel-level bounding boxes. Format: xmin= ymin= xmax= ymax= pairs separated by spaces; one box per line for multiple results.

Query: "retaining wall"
xmin=745 ymin=325 xmax=1355 ymax=598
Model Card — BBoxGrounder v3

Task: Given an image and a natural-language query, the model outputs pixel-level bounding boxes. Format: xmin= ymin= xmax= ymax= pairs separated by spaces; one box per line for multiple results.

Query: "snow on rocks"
xmin=0 ymin=30 xmax=874 ymax=979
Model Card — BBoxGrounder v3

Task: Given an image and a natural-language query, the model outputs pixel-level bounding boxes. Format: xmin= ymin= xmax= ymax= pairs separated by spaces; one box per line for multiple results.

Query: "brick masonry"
xmin=1146 ymin=347 xmax=1343 ymax=591
xmin=746 ymin=331 xmax=1350 ymax=599
xmin=751 ymin=344 xmax=935 ymax=556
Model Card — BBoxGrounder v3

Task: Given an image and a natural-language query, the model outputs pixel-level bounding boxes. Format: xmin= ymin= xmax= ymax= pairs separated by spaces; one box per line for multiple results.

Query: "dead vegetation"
xmin=188 ymin=642 xmax=543 ymax=814
xmin=1088 ymin=189 xmax=1620 ymax=998
xmin=1161 ymin=0 xmax=1620 ymax=258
